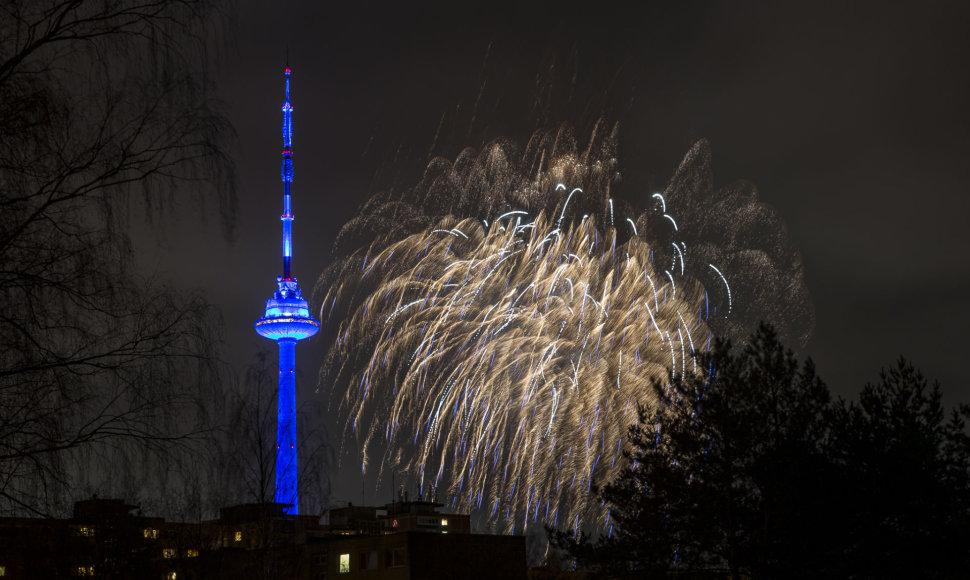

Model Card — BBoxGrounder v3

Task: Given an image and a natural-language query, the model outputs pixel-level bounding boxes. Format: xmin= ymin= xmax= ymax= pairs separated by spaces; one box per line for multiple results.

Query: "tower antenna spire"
xmin=254 ymin=64 xmax=320 ymax=516
xmin=280 ymin=63 xmax=293 ymax=277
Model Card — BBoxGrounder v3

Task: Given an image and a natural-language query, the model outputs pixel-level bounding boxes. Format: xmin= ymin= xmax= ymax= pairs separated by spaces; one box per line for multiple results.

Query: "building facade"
xmin=0 ymin=497 xmax=525 ymax=579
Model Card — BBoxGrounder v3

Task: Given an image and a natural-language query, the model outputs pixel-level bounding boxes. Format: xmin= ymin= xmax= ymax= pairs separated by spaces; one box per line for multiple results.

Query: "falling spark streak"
xmin=557 ymin=185 xmax=583 ymax=228
xmin=385 ymin=299 xmax=425 ymax=324
xmin=663 ymin=214 xmax=679 ymax=231
xmin=664 ymin=270 xmax=677 ymax=301
xmin=708 ymin=264 xmax=732 ymax=314
xmin=498 ymin=210 xmax=529 ymax=222
xmin=672 ymin=243 xmax=685 ymax=275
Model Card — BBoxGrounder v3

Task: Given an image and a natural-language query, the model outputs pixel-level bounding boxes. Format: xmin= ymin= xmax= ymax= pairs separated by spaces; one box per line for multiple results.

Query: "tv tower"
xmin=254 ymin=65 xmax=319 ymax=515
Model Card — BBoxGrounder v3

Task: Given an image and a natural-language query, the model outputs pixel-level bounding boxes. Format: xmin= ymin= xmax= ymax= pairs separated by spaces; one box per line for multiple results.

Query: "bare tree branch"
xmin=0 ymin=0 xmax=234 ymax=516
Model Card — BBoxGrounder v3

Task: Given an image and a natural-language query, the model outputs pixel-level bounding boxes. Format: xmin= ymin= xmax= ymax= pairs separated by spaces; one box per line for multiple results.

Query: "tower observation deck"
xmin=254 ymin=66 xmax=319 ymax=515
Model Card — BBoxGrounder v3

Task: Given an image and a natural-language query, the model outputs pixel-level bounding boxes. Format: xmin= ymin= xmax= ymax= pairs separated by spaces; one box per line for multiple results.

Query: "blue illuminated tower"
xmin=254 ymin=66 xmax=319 ymax=515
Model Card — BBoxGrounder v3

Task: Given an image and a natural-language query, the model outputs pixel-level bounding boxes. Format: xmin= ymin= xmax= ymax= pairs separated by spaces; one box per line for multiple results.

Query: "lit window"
xmin=186 ymin=549 xmax=199 ymax=558
xmin=338 ymin=553 xmax=350 ymax=574
xmin=234 ymin=531 xmax=242 ymax=542
xmin=143 ymin=528 xmax=158 ymax=539
xmin=441 ymin=518 xmax=448 ymax=526
xmin=0 ymin=565 xmax=5 ymax=576
xmin=75 ymin=566 xmax=95 ymax=576
xmin=162 ymin=549 xmax=176 ymax=559
xmin=77 ymin=526 xmax=95 ymax=537
xmin=166 ymin=573 xmax=177 ymax=580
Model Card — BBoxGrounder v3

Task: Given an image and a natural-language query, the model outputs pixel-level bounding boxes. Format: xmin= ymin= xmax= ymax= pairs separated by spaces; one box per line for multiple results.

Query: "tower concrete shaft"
xmin=254 ymin=66 xmax=319 ymax=515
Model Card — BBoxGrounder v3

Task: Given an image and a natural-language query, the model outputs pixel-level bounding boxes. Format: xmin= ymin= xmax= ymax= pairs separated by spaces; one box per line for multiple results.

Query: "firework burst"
xmin=317 ymin=125 xmax=812 ymax=533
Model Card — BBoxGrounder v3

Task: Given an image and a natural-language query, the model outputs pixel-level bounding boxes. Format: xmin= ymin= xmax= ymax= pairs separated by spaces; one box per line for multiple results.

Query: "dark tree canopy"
xmin=828 ymin=360 xmax=970 ymax=579
xmin=550 ymin=324 xmax=970 ymax=579
xmin=0 ymin=0 xmax=235 ymax=516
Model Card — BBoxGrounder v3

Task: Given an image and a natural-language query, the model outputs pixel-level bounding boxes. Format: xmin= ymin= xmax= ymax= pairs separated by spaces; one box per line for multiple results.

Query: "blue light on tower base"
xmin=254 ymin=66 xmax=318 ymax=516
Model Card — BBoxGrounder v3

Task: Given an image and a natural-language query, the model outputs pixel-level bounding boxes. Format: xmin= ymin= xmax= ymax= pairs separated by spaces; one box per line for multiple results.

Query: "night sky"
xmin=137 ymin=1 xmax=970 ymax=500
